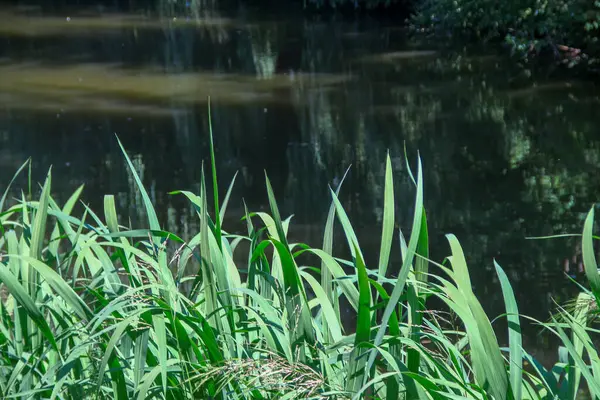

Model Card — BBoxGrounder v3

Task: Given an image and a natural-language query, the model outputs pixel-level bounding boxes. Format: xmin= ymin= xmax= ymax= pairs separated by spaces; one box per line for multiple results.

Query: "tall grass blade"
xmin=378 ymin=152 xmax=395 ymax=278
xmin=321 ymin=166 xmax=350 ymax=340
xmin=264 ymin=174 xmax=315 ymax=347
xmin=582 ymin=207 xmax=600 ymax=300
xmin=116 ymin=136 xmax=174 ymax=292
xmin=347 ymin=246 xmax=371 ymax=395
xmin=415 ymin=211 xmax=429 ymax=287
xmin=330 ymin=189 xmax=363 ymax=261
xmin=494 ymin=261 xmax=522 ymax=400
xmin=219 ymin=172 xmax=238 ymax=225
xmin=104 ymin=195 xmax=119 ymax=233
xmin=116 ymin=137 xmax=159 ymax=232
xmin=0 ymin=265 xmax=57 ymax=351
xmin=264 ymin=174 xmax=289 ymax=248
xmin=153 ymin=313 xmax=169 ymax=394
xmin=406 ymin=209 xmax=429 ymax=399
xmin=197 ymin=166 xmax=218 ymax=323
xmin=553 ymin=315 xmax=600 ymax=397
xmin=207 ymin=99 xmax=222 ymax=250
xmin=29 ymin=168 xmax=51 ymax=260
xmin=0 ymin=159 xmax=29 ymax=235
xmin=366 ymin=155 xmax=424 ymax=375
xmin=446 ymin=235 xmax=508 ymax=399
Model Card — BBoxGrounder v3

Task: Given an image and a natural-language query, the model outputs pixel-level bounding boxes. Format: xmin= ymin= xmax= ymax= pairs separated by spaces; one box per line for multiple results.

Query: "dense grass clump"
xmin=0 ymin=114 xmax=599 ymax=399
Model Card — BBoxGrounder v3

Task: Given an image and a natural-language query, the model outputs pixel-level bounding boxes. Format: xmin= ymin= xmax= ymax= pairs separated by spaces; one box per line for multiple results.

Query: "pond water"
xmin=2 ymin=1 xmax=600 ymax=355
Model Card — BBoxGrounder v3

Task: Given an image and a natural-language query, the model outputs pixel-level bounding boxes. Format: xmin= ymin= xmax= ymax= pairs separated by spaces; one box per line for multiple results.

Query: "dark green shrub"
xmin=411 ymin=0 xmax=600 ymax=67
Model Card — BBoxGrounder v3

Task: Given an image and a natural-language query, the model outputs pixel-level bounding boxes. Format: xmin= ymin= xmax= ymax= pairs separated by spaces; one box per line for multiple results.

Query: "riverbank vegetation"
xmin=274 ymin=0 xmax=600 ymax=71
xmin=411 ymin=0 xmax=600 ymax=70
xmin=0 ymin=118 xmax=599 ymax=399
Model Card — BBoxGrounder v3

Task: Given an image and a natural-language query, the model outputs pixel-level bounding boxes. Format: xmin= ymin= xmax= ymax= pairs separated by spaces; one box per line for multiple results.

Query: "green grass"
xmin=0 ymin=113 xmax=599 ymax=399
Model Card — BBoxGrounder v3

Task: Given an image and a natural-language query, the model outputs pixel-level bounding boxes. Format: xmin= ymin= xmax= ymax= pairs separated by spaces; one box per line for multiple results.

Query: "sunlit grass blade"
xmin=95 ymin=312 xmax=142 ymax=395
xmin=0 ymin=158 xmax=30 ymax=236
xmin=347 ymin=246 xmax=371 ymax=395
xmin=307 ymin=248 xmax=359 ymax=311
xmin=378 ymin=152 xmax=395 ymax=278
xmin=196 ymin=165 xmax=220 ymax=328
xmin=368 ymin=279 xmax=405 ymax=399
xmin=116 ymin=137 xmax=159 ymax=232
xmin=264 ymin=174 xmax=315 ymax=347
xmin=321 ymin=165 xmax=350 ymax=341
xmin=329 ymin=188 xmax=363 ymax=261
xmin=136 ymin=359 xmax=179 ymax=400
xmin=551 ymin=313 xmax=600 ymax=398
xmin=405 ymin=210 xmax=429 ymax=399
xmin=0 ymin=264 xmax=57 ymax=350
xmin=48 ymin=184 xmax=84 ymax=265
xmin=494 ymin=260 xmax=522 ymax=400
xmin=29 ymin=168 xmax=51 ymax=260
xmin=27 ymin=169 xmax=52 ymax=352
xmin=270 ymin=238 xmax=315 ymax=345
xmin=19 ymin=256 xmax=92 ymax=320
xmin=153 ymin=313 xmax=169 ymax=394
xmin=445 ymin=235 xmax=508 ymax=400
xmin=563 ymin=298 xmax=600 ymax=398
xmin=104 ymin=194 xmax=119 ymax=233
xmin=220 ymin=171 xmax=238 ymax=226
xmin=582 ymin=206 xmax=600 ymax=302
xmin=367 ymin=154 xmax=424 ymax=376
xmin=264 ymin=174 xmax=289 ymax=247
xmin=298 ymin=271 xmax=342 ymax=342
xmin=207 ymin=99 xmax=223 ymax=250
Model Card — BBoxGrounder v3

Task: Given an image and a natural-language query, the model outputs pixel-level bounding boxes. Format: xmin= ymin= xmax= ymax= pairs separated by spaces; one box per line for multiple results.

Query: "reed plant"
xmin=0 ymin=109 xmax=599 ymax=399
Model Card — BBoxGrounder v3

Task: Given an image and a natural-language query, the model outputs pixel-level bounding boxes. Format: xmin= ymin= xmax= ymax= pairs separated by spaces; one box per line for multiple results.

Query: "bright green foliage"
xmin=0 ymin=117 xmax=599 ymax=399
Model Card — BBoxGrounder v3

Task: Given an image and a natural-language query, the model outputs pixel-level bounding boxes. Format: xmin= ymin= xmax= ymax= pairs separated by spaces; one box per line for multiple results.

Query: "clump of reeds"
xmin=0 ymin=108 xmax=599 ymax=399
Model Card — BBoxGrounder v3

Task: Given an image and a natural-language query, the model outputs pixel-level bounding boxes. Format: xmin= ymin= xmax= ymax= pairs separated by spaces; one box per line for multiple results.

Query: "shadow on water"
xmin=1 ymin=0 xmax=600 ymax=360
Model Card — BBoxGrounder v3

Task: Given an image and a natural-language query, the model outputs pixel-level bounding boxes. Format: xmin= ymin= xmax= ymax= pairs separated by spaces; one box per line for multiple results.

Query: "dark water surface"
xmin=2 ymin=1 xmax=600 ymax=354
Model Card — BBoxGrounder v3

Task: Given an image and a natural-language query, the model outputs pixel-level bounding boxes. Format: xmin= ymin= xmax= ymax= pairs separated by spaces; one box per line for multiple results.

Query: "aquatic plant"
xmin=0 ymin=111 xmax=599 ymax=399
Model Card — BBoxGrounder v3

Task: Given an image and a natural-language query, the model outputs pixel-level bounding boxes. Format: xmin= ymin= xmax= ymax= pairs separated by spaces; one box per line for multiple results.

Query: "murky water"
xmin=2 ymin=1 xmax=600 ymax=353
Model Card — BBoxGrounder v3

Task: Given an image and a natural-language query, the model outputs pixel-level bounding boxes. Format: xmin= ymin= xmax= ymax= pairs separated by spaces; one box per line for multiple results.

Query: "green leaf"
xmin=19 ymin=256 xmax=93 ymax=321
xmin=494 ymin=261 xmax=522 ymax=400
xmin=153 ymin=313 xmax=169 ymax=394
xmin=444 ymin=237 xmax=508 ymax=400
xmin=30 ymin=168 xmax=51 ymax=260
xmin=220 ymin=172 xmax=238 ymax=225
xmin=207 ymin=99 xmax=222 ymax=250
xmin=0 ymin=264 xmax=57 ymax=351
xmin=270 ymin=239 xmax=314 ymax=345
xmin=299 ymin=271 xmax=342 ymax=342
xmin=96 ymin=312 xmax=144 ymax=395
xmin=136 ymin=359 xmax=178 ymax=400
xmin=0 ymin=158 xmax=30 ymax=235
xmin=104 ymin=195 xmax=119 ymax=233
xmin=347 ymin=246 xmax=371 ymax=394
xmin=378 ymin=152 xmax=395 ymax=278
xmin=367 ymin=154 xmax=424 ymax=375
xmin=264 ymin=174 xmax=289 ymax=248
xmin=116 ymin=136 xmax=160 ymax=232
xmin=321 ymin=166 xmax=350 ymax=341
xmin=582 ymin=207 xmax=600 ymax=300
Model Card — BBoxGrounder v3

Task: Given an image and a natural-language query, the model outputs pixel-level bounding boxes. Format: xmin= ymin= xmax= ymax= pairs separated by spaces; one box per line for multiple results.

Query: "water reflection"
xmin=0 ymin=9 xmax=235 ymax=36
xmin=1 ymin=2 xmax=599 ymax=346
xmin=0 ymin=63 xmax=350 ymax=111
